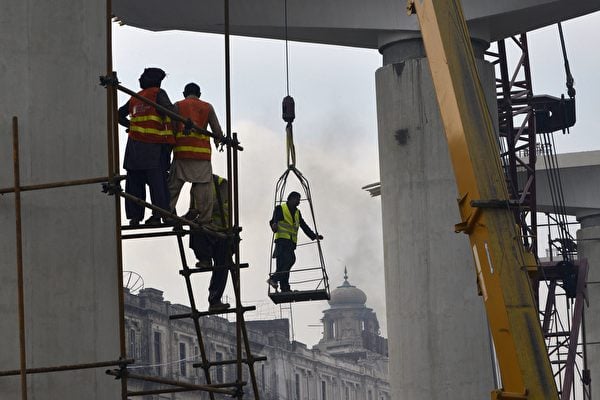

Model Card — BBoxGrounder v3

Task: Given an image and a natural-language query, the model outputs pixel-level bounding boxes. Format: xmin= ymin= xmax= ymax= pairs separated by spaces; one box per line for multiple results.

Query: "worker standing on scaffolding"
xmin=168 ymin=83 xmax=224 ymax=224
xmin=268 ymin=191 xmax=323 ymax=292
xmin=189 ymin=174 xmax=231 ymax=312
xmin=118 ymin=67 xmax=175 ymax=226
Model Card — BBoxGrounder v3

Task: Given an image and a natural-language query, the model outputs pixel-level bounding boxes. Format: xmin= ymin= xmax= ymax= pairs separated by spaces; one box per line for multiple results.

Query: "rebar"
xmin=13 ymin=116 xmax=28 ymax=400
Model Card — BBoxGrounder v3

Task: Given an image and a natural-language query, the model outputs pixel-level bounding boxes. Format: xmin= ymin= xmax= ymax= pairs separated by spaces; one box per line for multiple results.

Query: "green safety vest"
xmin=275 ymin=203 xmax=300 ymax=243
xmin=212 ymin=176 xmax=229 ymax=228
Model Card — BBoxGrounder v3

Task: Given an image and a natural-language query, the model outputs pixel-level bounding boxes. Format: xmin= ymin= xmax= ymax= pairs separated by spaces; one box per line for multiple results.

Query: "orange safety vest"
xmin=128 ymin=88 xmax=174 ymax=144
xmin=173 ymin=98 xmax=212 ymax=161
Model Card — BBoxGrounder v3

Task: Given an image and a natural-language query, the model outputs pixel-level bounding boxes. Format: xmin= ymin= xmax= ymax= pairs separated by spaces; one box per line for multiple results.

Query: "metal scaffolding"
xmin=0 ymin=0 xmax=264 ymax=398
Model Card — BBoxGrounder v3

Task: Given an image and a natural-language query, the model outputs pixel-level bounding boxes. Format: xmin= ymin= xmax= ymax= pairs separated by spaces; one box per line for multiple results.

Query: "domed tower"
xmin=316 ymin=268 xmax=387 ymax=361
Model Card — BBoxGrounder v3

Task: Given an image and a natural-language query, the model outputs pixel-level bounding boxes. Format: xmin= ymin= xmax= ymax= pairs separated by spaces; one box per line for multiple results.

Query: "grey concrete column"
xmin=0 ymin=1 xmax=120 ymax=398
xmin=577 ymin=212 xmax=600 ymax=397
xmin=376 ymin=38 xmax=495 ymax=399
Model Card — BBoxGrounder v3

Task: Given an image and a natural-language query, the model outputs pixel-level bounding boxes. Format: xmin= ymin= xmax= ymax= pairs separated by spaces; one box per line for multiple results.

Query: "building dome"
xmin=329 ymin=268 xmax=367 ymax=307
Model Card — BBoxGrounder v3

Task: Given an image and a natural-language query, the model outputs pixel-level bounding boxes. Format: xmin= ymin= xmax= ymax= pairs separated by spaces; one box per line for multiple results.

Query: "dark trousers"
xmin=273 ymin=240 xmax=296 ymax=291
xmin=125 ymin=168 xmax=170 ymax=221
xmin=190 ymin=232 xmax=230 ymax=305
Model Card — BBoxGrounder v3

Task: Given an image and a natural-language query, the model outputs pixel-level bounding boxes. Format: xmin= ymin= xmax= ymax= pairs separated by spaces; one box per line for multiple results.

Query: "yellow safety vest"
xmin=275 ymin=203 xmax=300 ymax=243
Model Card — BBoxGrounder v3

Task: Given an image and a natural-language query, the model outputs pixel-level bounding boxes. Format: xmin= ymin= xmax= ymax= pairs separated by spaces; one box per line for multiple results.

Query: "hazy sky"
xmin=112 ymin=10 xmax=600 ymax=347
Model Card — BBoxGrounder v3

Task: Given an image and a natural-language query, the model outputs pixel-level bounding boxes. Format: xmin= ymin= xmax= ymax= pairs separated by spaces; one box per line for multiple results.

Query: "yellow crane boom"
xmin=407 ymin=1 xmax=557 ymax=399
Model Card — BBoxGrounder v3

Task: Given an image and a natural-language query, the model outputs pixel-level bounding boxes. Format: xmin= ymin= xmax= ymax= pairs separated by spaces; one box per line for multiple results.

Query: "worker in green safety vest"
xmin=189 ymin=174 xmax=231 ymax=312
xmin=268 ymin=191 xmax=323 ymax=292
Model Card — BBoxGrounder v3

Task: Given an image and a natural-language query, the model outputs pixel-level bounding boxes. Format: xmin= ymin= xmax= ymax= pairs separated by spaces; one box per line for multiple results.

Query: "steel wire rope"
xmin=127 ymin=353 xmax=203 ymax=370
xmin=557 ymin=22 xmax=576 ymax=99
xmin=282 ymin=0 xmax=297 ymax=168
xmin=266 ymin=0 xmax=328 ymax=302
xmin=284 ymin=0 xmax=290 ymax=97
xmin=540 ymin=132 xmax=575 ymax=262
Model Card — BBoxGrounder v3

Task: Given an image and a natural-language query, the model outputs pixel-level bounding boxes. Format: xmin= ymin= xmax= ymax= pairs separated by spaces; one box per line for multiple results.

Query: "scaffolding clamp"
xmin=102 ymin=175 xmax=126 ymax=196
xmin=98 ymin=74 xmax=120 ymax=88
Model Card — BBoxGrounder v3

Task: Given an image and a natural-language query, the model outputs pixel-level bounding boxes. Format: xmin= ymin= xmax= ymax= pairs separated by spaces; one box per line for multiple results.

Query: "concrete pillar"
xmin=0 ymin=1 xmax=120 ymax=398
xmin=577 ymin=212 xmax=600 ymax=397
xmin=376 ymin=38 xmax=495 ymax=399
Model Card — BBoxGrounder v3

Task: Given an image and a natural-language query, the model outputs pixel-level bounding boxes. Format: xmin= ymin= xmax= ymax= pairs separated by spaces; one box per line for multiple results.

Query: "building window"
xmin=179 ymin=342 xmax=187 ymax=377
xmin=295 ymin=373 xmax=301 ymax=400
xmin=193 ymin=346 xmax=200 ymax=376
xmin=128 ymin=329 xmax=136 ymax=359
xmin=368 ymin=390 xmax=373 ymax=400
xmin=345 ymin=385 xmax=350 ymax=400
xmin=153 ymin=331 xmax=162 ymax=376
xmin=215 ymin=351 xmax=223 ymax=382
xmin=321 ymin=380 xmax=327 ymax=400
xmin=332 ymin=322 xmax=337 ymax=339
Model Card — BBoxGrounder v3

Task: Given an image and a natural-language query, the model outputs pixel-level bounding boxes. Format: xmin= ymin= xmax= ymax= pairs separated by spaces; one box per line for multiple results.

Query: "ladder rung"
xmin=545 ymin=331 xmax=571 ymax=338
xmin=121 ymin=223 xmax=179 ymax=231
xmin=122 ymin=222 xmax=229 ymax=240
xmin=169 ymin=306 xmax=256 ymax=320
xmin=122 ymin=230 xmax=187 ymax=240
xmin=271 ymin=266 xmax=322 ymax=274
xmin=180 ymin=263 xmax=249 ymax=275
xmin=193 ymin=356 xmax=267 ymax=369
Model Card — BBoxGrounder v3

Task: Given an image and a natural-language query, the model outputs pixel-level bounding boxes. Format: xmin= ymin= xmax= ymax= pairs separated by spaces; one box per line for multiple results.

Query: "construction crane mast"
xmin=408 ymin=0 xmax=558 ymax=398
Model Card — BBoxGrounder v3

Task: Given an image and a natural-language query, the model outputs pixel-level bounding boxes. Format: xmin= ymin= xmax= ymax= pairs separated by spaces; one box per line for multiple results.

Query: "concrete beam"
xmin=112 ymin=0 xmax=600 ymax=47
xmin=534 ymin=151 xmax=600 ymax=216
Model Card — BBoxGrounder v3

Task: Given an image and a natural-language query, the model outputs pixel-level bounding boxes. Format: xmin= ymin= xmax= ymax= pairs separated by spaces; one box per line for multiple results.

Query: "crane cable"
xmin=282 ymin=0 xmax=297 ymax=168
xmin=557 ymin=22 xmax=576 ymax=99
xmin=284 ymin=0 xmax=290 ymax=98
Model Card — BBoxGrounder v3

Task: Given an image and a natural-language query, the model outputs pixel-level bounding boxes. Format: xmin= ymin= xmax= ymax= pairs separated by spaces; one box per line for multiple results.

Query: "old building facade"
xmin=124 ymin=275 xmax=389 ymax=399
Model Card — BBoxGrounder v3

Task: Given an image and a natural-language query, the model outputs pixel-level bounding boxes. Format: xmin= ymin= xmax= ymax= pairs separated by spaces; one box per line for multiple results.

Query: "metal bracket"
xmin=471 ymin=199 xmax=521 ymax=209
xmin=102 ymin=175 xmax=126 ymax=196
xmin=491 ymin=389 xmax=528 ymax=399
xmin=98 ymin=74 xmax=119 ymax=87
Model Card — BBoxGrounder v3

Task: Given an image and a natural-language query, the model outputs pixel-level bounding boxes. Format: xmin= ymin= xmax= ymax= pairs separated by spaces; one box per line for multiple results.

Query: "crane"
xmin=408 ymin=0 xmax=558 ymax=398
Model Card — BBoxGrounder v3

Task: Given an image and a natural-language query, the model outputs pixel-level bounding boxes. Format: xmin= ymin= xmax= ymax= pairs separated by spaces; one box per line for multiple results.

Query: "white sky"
xmin=113 ymin=10 xmax=600 ymax=347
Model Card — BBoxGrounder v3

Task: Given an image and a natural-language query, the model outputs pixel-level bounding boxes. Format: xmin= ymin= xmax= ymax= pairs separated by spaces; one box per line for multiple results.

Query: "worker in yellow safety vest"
xmin=167 ymin=82 xmax=224 ymax=224
xmin=118 ymin=67 xmax=176 ymax=226
xmin=268 ymin=191 xmax=323 ymax=292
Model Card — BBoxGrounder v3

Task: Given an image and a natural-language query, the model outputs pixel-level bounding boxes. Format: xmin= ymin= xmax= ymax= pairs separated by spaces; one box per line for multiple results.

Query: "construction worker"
xmin=118 ymin=67 xmax=175 ymax=226
xmin=189 ymin=174 xmax=231 ymax=312
xmin=268 ymin=191 xmax=323 ymax=292
xmin=168 ymin=83 xmax=224 ymax=224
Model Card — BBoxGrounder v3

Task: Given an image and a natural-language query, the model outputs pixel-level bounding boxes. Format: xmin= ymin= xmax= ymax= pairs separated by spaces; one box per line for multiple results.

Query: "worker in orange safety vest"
xmin=167 ymin=82 xmax=224 ymax=224
xmin=118 ymin=67 xmax=176 ymax=226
